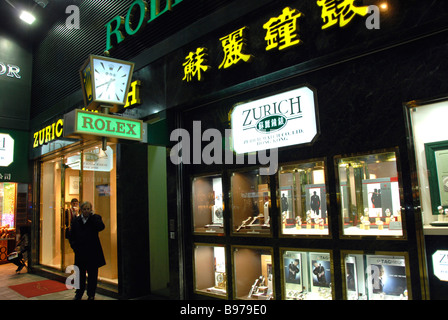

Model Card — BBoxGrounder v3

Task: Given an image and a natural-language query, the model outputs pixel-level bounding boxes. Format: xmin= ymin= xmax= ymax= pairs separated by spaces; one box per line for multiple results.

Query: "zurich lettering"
xmin=242 ymin=96 xmax=302 ymax=128
xmin=33 ymin=119 xmax=64 ymax=148
xmin=104 ymin=0 xmax=183 ymax=53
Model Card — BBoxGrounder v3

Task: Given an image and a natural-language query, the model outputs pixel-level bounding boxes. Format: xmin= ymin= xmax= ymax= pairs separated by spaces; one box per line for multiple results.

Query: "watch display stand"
xmin=231 ymin=170 xmax=271 ymax=235
xmin=192 ymin=175 xmax=224 ymax=235
xmin=343 ymin=252 xmax=409 ymax=300
xmin=337 ymin=151 xmax=404 ymax=237
xmin=233 ymin=247 xmax=274 ymax=300
xmin=278 ymin=160 xmax=330 ymax=236
xmin=282 ymin=249 xmax=333 ymax=300
xmin=194 ymin=244 xmax=227 ymax=298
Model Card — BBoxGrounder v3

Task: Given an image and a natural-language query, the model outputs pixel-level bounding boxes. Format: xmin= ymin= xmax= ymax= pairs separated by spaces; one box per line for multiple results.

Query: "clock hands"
xmin=97 ymin=78 xmax=116 ymax=88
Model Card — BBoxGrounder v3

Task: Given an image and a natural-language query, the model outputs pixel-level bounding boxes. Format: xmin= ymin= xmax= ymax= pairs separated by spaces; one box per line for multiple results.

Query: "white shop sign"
xmin=433 ymin=250 xmax=448 ymax=282
xmin=231 ymin=86 xmax=318 ymax=154
xmin=0 ymin=134 xmax=14 ymax=167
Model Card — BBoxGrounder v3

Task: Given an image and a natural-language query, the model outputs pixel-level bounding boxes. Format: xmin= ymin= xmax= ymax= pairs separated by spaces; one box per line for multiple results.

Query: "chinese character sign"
xmin=181 ymin=4 xmax=377 ymax=82
xmin=219 ymin=27 xmax=254 ymax=69
xmin=182 ymin=47 xmax=211 ymax=82
xmin=263 ymin=7 xmax=303 ymax=51
xmin=317 ymin=0 xmax=369 ymax=29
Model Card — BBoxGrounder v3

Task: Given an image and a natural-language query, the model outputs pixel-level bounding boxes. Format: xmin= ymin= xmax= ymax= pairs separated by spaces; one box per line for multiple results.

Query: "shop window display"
xmin=192 ymin=175 xmax=224 ymax=235
xmin=231 ymin=170 xmax=271 ymax=235
xmin=0 ymin=183 xmax=17 ymax=263
xmin=281 ymin=249 xmax=333 ymax=300
xmin=278 ymin=160 xmax=329 ymax=236
xmin=336 ymin=151 xmax=404 ymax=237
xmin=193 ymin=244 xmax=227 ymax=298
xmin=0 ymin=183 xmax=16 ymax=237
xmin=343 ymin=252 xmax=409 ymax=300
xmin=232 ymin=246 xmax=274 ymax=300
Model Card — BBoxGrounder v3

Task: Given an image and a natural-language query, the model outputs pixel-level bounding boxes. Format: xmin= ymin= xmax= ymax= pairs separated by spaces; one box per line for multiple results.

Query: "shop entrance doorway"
xmin=39 ymin=143 xmax=118 ymax=284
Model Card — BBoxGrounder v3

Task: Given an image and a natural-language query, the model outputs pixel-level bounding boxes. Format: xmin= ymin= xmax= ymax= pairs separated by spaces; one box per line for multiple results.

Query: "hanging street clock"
xmin=80 ymin=55 xmax=135 ymax=111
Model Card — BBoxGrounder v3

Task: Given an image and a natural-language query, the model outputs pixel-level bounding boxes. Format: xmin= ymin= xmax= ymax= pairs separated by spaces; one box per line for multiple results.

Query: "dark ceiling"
xmin=0 ymin=0 xmax=81 ymax=49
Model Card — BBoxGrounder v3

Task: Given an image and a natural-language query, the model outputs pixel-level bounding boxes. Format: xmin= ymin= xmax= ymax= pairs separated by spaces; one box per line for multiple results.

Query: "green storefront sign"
xmin=64 ymin=109 xmax=143 ymax=142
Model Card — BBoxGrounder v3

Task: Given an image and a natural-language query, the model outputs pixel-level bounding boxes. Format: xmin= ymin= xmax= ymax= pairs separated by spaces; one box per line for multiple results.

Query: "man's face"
xmin=81 ymin=205 xmax=92 ymax=217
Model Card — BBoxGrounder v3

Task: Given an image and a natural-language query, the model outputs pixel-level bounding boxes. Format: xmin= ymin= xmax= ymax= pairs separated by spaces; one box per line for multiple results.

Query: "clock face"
xmin=92 ymin=58 xmax=132 ymax=105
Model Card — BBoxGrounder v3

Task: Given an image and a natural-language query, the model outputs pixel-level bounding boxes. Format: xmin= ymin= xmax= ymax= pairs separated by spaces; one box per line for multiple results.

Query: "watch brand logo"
xmin=104 ymin=0 xmax=183 ymax=53
xmin=81 ymin=115 xmax=138 ymax=136
xmin=0 ymin=63 xmax=21 ymax=79
xmin=74 ymin=110 xmax=143 ymax=141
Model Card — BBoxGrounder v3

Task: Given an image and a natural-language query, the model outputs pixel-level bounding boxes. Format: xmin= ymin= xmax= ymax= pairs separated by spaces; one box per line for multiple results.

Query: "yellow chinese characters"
xmin=317 ymin=0 xmax=369 ymax=29
xmin=182 ymin=47 xmax=211 ymax=82
xmin=263 ymin=7 xmax=303 ymax=51
xmin=219 ymin=27 xmax=254 ymax=69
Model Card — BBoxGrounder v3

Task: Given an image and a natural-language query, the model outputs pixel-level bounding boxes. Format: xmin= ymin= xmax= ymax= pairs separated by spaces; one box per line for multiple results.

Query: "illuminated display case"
xmin=232 ymin=246 xmax=274 ymax=300
xmin=192 ymin=174 xmax=224 ymax=235
xmin=281 ymin=249 xmax=333 ymax=300
xmin=336 ymin=151 xmax=404 ymax=237
xmin=230 ymin=169 xmax=271 ymax=236
xmin=343 ymin=251 xmax=410 ymax=300
xmin=278 ymin=160 xmax=329 ymax=236
xmin=193 ymin=244 xmax=227 ymax=298
xmin=0 ymin=183 xmax=17 ymax=239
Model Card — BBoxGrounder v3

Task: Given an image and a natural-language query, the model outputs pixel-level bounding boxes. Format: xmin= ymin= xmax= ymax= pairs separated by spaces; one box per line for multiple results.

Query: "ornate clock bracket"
xmin=101 ymin=105 xmax=112 ymax=151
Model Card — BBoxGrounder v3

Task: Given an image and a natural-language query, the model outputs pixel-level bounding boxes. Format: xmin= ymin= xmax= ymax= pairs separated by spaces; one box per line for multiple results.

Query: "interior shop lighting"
xmin=379 ymin=2 xmax=388 ymax=11
xmin=19 ymin=10 xmax=36 ymax=24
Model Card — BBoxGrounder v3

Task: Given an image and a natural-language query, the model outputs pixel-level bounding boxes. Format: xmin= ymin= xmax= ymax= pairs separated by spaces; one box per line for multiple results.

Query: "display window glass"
xmin=192 ymin=175 xmax=224 ymax=235
xmin=343 ymin=251 xmax=410 ymax=300
xmin=0 ymin=183 xmax=17 ymax=236
xmin=408 ymin=102 xmax=448 ymax=227
xmin=336 ymin=151 xmax=404 ymax=237
xmin=281 ymin=249 xmax=333 ymax=300
xmin=232 ymin=246 xmax=274 ymax=300
xmin=40 ymin=143 xmax=118 ymax=284
xmin=230 ymin=169 xmax=271 ymax=236
xmin=193 ymin=244 xmax=227 ymax=298
xmin=278 ymin=160 xmax=329 ymax=236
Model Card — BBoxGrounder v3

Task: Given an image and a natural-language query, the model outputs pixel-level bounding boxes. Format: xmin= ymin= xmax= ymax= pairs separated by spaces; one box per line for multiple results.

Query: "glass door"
xmin=40 ymin=143 xmax=118 ymax=285
xmin=63 ymin=150 xmax=81 ymax=269
xmin=40 ymin=150 xmax=80 ymax=270
xmin=40 ymin=158 xmax=63 ymax=269
xmin=81 ymin=144 xmax=118 ymax=283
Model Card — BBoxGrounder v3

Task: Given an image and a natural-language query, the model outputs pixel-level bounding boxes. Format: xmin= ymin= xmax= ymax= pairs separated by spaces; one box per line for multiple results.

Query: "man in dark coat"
xmin=69 ymin=201 xmax=106 ymax=300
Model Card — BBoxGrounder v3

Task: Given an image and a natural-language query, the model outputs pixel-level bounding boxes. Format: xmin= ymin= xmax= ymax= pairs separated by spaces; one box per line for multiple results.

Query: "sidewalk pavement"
xmin=0 ymin=262 xmax=116 ymax=300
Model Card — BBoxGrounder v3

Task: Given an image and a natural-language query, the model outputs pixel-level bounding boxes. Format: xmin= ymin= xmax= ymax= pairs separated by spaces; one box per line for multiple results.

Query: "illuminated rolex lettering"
xmin=105 ymin=0 xmax=183 ymax=53
xmin=76 ymin=111 xmax=143 ymax=141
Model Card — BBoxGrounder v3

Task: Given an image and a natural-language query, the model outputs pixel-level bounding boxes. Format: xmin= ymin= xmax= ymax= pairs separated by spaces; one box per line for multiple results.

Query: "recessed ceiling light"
xmin=19 ymin=11 xmax=36 ymax=24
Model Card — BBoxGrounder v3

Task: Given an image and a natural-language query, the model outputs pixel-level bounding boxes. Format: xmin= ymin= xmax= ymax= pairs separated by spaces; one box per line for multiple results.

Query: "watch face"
xmin=93 ymin=58 xmax=132 ymax=104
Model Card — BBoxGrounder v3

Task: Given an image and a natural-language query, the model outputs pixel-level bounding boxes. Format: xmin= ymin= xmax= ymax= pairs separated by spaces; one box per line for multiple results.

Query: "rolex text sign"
xmin=77 ymin=111 xmax=142 ymax=141
xmin=64 ymin=110 xmax=143 ymax=141
xmin=231 ymin=86 xmax=318 ymax=154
